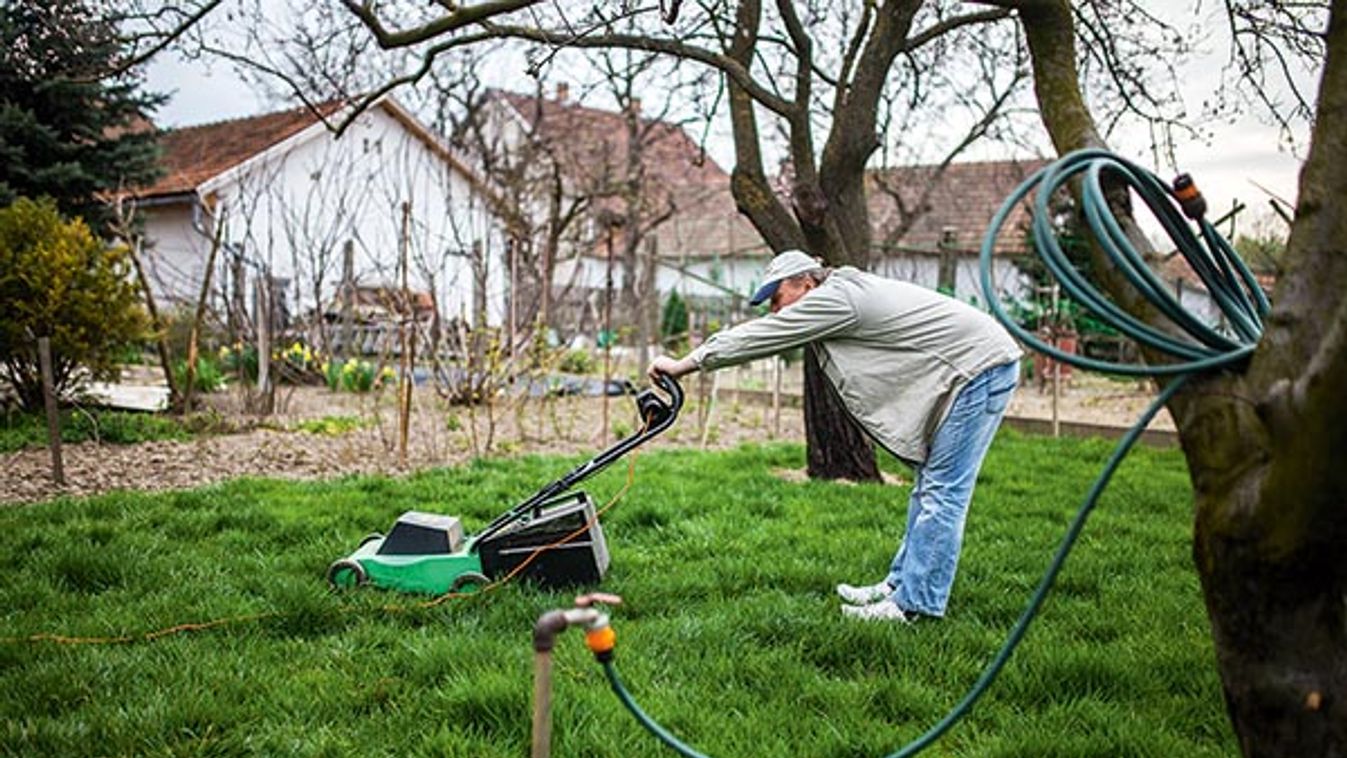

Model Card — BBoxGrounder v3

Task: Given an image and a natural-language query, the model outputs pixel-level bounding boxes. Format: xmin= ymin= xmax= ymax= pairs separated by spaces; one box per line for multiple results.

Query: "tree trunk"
xmin=1189 ymin=3 xmax=1347 ymax=750
xmin=803 ymin=345 xmax=879 ymax=481
xmin=1015 ymin=1 xmax=1347 ymax=752
xmin=183 ymin=211 xmax=225 ymax=414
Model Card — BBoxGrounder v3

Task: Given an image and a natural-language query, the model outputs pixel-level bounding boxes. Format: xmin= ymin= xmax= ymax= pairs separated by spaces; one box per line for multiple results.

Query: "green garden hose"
xmin=596 ymin=148 xmax=1269 ymax=756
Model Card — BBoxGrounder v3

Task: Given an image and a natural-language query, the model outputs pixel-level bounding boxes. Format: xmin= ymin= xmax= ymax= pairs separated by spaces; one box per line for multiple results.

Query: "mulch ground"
xmin=1 ymin=375 xmax=1168 ymax=506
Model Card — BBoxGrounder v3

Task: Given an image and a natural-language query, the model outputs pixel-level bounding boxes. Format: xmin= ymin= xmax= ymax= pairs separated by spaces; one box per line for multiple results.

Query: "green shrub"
xmin=0 ymin=408 xmax=188 ymax=452
xmin=344 ymin=360 xmax=375 ymax=392
xmin=74 ymin=410 xmax=184 ymax=445
xmin=172 ymin=356 xmax=226 ymax=394
xmin=162 ymin=307 xmax=227 ymax=366
xmin=0 ymin=198 xmax=149 ymax=410
xmin=559 ymin=348 xmax=594 ymax=374
xmin=320 ymin=358 xmax=390 ymax=393
xmin=219 ymin=343 xmax=258 ymax=384
xmin=660 ymin=291 xmax=691 ymax=354
xmin=322 ymin=357 xmax=342 ymax=390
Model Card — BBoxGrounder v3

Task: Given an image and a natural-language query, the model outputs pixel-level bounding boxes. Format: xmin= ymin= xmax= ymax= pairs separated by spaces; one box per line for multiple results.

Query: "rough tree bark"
xmin=1012 ymin=0 xmax=1347 ymax=752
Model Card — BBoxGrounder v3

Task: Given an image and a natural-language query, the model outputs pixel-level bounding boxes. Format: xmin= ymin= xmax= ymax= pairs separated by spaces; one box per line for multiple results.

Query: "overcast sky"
xmin=143 ymin=8 xmax=1316 ymax=242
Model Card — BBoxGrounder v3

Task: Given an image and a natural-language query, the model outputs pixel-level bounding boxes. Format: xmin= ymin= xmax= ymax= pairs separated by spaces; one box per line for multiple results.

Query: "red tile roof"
xmin=867 ymin=158 xmax=1049 ymax=256
xmin=138 ymin=101 xmax=348 ymax=198
xmin=489 ymin=89 xmax=765 ymax=260
xmin=1156 ymin=251 xmax=1276 ymax=294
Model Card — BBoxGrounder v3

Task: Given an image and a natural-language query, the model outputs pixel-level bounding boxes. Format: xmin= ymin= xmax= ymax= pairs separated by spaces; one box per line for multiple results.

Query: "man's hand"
xmin=647 ymin=354 xmax=696 ymax=383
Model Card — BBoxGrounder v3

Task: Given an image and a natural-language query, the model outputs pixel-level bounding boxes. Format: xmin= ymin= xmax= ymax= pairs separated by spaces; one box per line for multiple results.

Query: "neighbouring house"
xmin=866 ymin=158 xmax=1048 ymax=305
xmin=468 ymin=86 xmax=768 ymax=344
xmin=1156 ymin=252 xmax=1276 ymax=335
xmin=130 ymin=96 xmax=513 ymax=352
xmin=472 ymin=87 xmax=1058 ymax=348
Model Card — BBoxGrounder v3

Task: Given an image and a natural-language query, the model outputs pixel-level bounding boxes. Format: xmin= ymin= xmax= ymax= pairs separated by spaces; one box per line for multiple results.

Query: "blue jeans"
xmin=886 ymin=361 xmax=1018 ymax=617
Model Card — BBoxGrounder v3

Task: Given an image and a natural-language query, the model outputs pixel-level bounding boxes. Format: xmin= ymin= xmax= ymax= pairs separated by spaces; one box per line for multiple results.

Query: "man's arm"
xmin=647 ymin=284 xmax=856 ymax=382
xmin=648 ymin=354 xmax=698 ymax=381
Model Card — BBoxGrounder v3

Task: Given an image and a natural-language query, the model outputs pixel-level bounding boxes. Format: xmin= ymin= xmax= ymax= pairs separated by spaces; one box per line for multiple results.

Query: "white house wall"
xmin=873 ymin=253 xmax=1029 ymax=306
xmin=554 ymin=253 xmax=765 ymax=304
xmin=139 ymin=202 xmax=213 ymax=309
xmin=146 ymin=104 xmax=508 ymax=329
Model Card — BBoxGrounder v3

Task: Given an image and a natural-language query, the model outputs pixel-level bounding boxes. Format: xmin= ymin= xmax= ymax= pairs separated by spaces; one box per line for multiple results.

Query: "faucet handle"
xmin=574 ymin=592 xmax=623 ymax=608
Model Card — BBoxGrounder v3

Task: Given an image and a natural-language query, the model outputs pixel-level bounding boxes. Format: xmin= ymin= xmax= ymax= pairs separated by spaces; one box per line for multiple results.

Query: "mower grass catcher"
xmin=326 ymin=374 xmax=683 ymax=594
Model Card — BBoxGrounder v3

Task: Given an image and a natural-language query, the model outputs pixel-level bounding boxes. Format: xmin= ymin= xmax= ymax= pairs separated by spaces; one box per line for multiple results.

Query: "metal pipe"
xmin=531 ymin=608 xmax=600 ymax=758
xmin=531 ymin=650 xmax=554 ymax=758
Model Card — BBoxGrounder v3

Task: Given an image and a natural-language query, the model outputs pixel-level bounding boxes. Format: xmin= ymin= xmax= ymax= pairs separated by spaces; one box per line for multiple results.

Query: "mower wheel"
xmin=358 ymin=532 xmax=384 ymax=548
xmin=326 ymin=559 xmax=368 ymax=590
xmin=450 ymin=571 xmax=490 ymax=593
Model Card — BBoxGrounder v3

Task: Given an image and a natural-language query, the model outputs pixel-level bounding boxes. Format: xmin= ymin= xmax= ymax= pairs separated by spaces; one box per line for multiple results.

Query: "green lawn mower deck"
xmin=326 ymin=374 xmax=683 ymax=595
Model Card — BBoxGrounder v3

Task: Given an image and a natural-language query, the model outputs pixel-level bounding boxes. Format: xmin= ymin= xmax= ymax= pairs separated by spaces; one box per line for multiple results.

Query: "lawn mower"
xmin=326 ymin=373 xmax=683 ymax=594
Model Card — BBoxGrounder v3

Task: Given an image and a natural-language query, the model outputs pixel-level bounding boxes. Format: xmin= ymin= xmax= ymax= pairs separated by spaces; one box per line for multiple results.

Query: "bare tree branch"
xmin=907 ymin=7 xmax=1013 ymax=52
xmin=341 ymin=0 xmax=541 ymax=49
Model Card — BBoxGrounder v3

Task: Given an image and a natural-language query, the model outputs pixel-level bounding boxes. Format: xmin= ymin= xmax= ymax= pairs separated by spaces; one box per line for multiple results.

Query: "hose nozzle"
xmin=1172 ymin=173 xmax=1207 ymax=220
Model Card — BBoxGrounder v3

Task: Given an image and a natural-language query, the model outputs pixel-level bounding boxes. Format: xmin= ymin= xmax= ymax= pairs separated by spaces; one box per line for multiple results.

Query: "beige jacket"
xmin=687 ymin=267 xmax=1022 ymax=464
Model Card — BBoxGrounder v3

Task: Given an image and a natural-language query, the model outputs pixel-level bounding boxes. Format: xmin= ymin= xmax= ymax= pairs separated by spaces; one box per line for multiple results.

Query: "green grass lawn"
xmin=0 ymin=430 xmax=1234 ymax=757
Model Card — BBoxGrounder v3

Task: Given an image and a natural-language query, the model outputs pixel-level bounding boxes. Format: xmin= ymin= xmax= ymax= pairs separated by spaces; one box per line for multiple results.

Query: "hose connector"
xmin=1172 ymin=173 xmax=1207 ymax=220
xmin=576 ymin=592 xmax=620 ymax=662
xmin=532 ymin=593 xmax=622 ymax=654
xmin=584 ymin=619 xmax=616 ymax=663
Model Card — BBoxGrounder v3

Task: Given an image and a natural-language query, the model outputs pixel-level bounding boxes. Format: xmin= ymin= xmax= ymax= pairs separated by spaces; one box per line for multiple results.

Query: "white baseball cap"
xmin=749 ymin=249 xmax=822 ymax=305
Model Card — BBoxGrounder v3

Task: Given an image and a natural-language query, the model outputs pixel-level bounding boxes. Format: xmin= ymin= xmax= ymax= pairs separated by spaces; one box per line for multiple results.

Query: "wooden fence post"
xmin=255 ymin=276 xmax=274 ymax=415
xmin=340 ymin=239 xmax=354 ymax=360
xmin=398 ymin=202 xmax=412 ymax=467
xmin=37 ymin=336 xmax=64 ymax=485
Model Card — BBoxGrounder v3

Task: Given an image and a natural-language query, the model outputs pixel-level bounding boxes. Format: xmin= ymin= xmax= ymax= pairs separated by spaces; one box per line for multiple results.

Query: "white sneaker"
xmin=841 ymin=598 xmax=912 ymax=623
xmin=836 ymin=580 xmax=892 ymax=605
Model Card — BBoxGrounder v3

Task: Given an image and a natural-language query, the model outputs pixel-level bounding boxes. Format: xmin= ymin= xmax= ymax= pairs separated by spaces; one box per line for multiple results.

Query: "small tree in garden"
xmin=661 ymin=290 xmax=690 ymax=355
xmin=0 ymin=198 xmax=148 ymax=410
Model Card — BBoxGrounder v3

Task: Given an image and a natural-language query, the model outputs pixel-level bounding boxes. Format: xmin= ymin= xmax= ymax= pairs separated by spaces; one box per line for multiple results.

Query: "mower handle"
xmin=634 ymin=371 xmax=683 ymax=438
xmin=473 ymin=374 xmax=684 ymax=547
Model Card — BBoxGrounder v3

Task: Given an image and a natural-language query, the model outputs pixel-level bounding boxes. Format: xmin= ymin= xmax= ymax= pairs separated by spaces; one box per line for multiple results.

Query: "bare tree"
xmin=107 ymin=194 xmax=181 ymax=409
xmin=445 ymin=72 xmax=595 ymax=347
xmin=271 ymin=140 xmax=370 ymax=356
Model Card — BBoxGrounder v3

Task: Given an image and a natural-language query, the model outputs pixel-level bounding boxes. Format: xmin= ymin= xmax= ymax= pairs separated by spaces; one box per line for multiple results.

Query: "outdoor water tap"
xmin=531 ymin=593 xmax=623 ymax=758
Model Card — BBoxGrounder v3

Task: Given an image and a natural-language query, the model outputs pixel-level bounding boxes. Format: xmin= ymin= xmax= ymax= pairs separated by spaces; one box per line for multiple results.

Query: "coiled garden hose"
xmin=592 ymin=148 xmax=1269 ymax=757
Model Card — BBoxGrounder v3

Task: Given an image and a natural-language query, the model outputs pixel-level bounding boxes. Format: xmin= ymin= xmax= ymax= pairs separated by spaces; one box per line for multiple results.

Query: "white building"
xmin=132 ymin=97 xmax=512 ymax=332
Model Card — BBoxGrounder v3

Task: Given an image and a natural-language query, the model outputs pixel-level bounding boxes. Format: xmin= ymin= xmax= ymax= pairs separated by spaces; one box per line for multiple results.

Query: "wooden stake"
xmin=399 ymin=202 xmax=412 ymax=467
xmin=255 ymin=276 xmax=273 ymax=415
xmin=340 ymin=239 xmax=355 ymax=360
xmin=37 ymin=336 xmax=64 ymax=485
xmin=1051 ymin=283 xmax=1060 ymax=438
xmin=772 ymin=355 xmax=782 ymax=438
xmin=602 ymin=225 xmax=614 ymax=445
